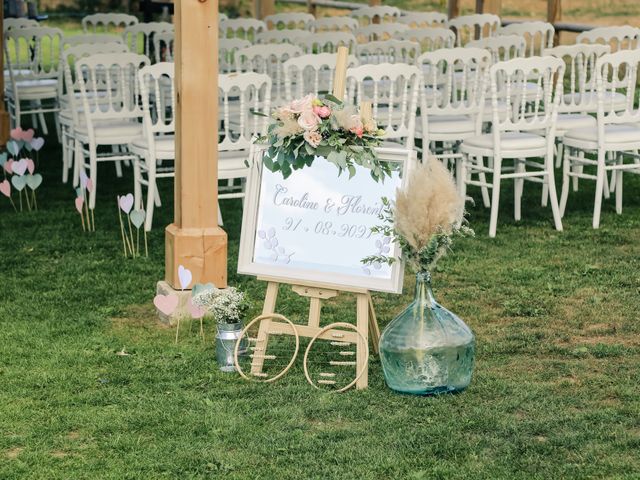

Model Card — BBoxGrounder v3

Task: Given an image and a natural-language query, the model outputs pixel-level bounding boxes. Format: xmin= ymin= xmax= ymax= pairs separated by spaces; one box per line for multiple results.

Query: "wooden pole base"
xmin=165 ymin=223 xmax=228 ymax=289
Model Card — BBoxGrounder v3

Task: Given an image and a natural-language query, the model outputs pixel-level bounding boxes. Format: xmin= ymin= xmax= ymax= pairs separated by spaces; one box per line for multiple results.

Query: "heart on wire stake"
xmin=80 ymin=170 xmax=88 ymax=189
xmin=0 ymin=152 xmax=7 ymax=166
xmin=188 ymin=298 xmax=206 ymax=319
xmin=26 ymin=174 xmax=42 ymax=190
xmin=130 ymin=209 xmax=145 ymax=229
xmin=86 ymin=178 xmax=93 ymax=193
xmin=26 ymin=159 xmax=35 ymax=175
xmin=11 ymin=175 xmax=26 ymax=191
xmin=10 ymin=127 xmax=23 ymax=141
xmin=0 ymin=180 xmax=10 ymax=197
xmin=3 ymin=160 xmax=13 ymax=174
xmin=75 ymin=196 xmax=84 ymax=214
xmin=154 ymin=293 xmax=179 ymax=316
xmin=178 ymin=265 xmax=192 ymax=290
xmin=12 ymin=159 xmax=28 ymax=176
xmin=21 ymin=129 xmax=34 ymax=142
xmin=7 ymin=141 xmax=20 ymax=157
xmin=30 ymin=137 xmax=45 ymax=151
xmin=119 ymin=193 xmax=134 ymax=214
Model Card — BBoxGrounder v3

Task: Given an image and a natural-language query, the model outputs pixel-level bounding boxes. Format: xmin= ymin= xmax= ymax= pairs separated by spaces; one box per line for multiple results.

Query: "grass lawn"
xmin=1 ymin=121 xmax=639 ymax=479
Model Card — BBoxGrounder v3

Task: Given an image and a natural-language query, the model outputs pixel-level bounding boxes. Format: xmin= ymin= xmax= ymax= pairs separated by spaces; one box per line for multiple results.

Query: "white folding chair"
xmin=397 ymin=11 xmax=448 ymax=28
xmin=131 ymin=62 xmax=175 ymax=231
xmin=312 ymin=16 xmax=359 ymax=32
xmin=577 ymin=26 xmax=640 ymax=52
xmin=4 ymin=27 xmax=63 ymax=135
xmin=345 ymin=63 xmax=421 ymax=149
xmin=295 ymin=32 xmax=357 ymax=54
xmin=356 ymin=40 xmax=420 ymax=65
xmin=264 ymin=13 xmax=315 ymax=31
xmin=219 ymin=19 xmax=266 ymax=41
xmin=74 ymin=52 xmax=149 ymax=208
xmin=499 ymin=21 xmax=554 ymax=57
xmin=449 ymin=14 xmax=500 ymax=47
xmin=459 ymin=56 xmax=565 ymax=237
xmin=153 ymin=32 xmax=174 ymax=63
xmin=3 ymin=18 xmax=39 ymax=32
xmin=560 ymin=50 xmax=640 ymax=228
xmin=82 ymin=13 xmax=138 ymax=33
xmin=255 ymin=29 xmax=306 ymax=45
xmin=59 ymin=42 xmax=130 ymax=184
xmin=355 ymin=24 xmax=410 ymax=43
xmin=219 ymin=38 xmax=251 ymax=73
xmin=283 ymin=53 xmax=359 ymax=100
xmin=122 ymin=22 xmax=174 ymax=61
xmin=350 ymin=6 xmax=401 ymax=25
xmin=236 ymin=44 xmax=302 ymax=107
xmin=396 ymin=27 xmax=455 ymax=53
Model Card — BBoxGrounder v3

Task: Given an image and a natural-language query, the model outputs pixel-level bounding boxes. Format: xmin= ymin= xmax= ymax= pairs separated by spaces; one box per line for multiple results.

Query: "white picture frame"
xmin=238 ymin=147 xmax=413 ymax=294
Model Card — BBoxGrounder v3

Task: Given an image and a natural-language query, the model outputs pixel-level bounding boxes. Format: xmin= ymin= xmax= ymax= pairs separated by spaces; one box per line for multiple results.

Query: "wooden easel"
xmin=249 ymin=47 xmax=381 ymax=389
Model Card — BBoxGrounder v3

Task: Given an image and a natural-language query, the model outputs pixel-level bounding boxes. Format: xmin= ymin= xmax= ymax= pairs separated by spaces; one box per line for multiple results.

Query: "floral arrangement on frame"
xmin=256 ymin=94 xmax=391 ymax=182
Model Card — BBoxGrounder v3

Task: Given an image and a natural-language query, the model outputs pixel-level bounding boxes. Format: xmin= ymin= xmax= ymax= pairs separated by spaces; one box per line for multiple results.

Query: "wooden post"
xmin=0 ymin=6 xmax=10 ymax=147
xmin=477 ymin=0 xmax=501 ymax=14
xmin=307 ymin=0 xmax=317 ymax=16
xmin=332 ymin=46 xmax=348 ymax=100
xmin=448 ymin=0 xmax=460 ymax=19
xmin=166 ymin=0 xmax=227 ymax=290
xmin=254 ymin=0 xmax=275 ymax=20
xmin=548 ymin=0 xmax=561 ymax=44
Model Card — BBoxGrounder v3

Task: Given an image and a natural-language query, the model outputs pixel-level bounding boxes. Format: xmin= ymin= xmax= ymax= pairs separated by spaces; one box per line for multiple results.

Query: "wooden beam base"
xmin=165 ymin=223 xmax=228 ymax=290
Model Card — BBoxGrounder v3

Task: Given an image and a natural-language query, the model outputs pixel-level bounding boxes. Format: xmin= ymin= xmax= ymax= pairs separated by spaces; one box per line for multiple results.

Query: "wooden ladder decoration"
xmin=250 ymin=47 xmax=381 ymax=389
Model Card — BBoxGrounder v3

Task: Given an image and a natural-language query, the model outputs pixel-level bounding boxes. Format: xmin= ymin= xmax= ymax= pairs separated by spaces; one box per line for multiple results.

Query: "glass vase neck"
xmin=415 ymin=271 xmax=437 ymax=308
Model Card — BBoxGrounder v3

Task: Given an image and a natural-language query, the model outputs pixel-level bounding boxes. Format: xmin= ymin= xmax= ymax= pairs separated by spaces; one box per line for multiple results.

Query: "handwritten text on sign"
xmin=253 ymin=156 xmax=402 ymax=282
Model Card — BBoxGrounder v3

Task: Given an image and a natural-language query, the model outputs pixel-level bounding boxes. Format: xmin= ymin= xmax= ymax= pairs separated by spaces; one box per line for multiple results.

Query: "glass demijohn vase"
xmin=379 ymin=272 xmax=475 ymax=395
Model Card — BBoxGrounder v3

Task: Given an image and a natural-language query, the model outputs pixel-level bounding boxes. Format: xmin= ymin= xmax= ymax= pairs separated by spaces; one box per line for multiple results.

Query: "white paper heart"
xmin=11 ymin=175 xmax=27 ymax=191
xmin=26 ymin=173 xmax=43 ymax=190
xmin=119 ymin=193 xmax=134 ymax=214
xmin=178 ymin=265 xmax=192 ymax=290
xmin=12 ymin=159 xmax=28 ymax=176
xmin=130 ymin=209 xmax=145 ymax=229
xmin=30 ymin=137 xmax=45 ymax=151
xmin=80 ymin=170 xmax=88 ymax=189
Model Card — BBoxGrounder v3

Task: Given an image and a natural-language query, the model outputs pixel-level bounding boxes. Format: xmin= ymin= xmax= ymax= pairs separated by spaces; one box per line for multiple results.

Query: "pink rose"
xmin=303 ymin=129 xmax=322 ymax=148
xmin=288 ymin=94 xmax=315 ymax=114
xmin=298 ymin=110 xmax=321 ymax=131
xmin=313 ymin=105 xmax=331 ymax=118
xmin=351 ymin=126 xmax=364 ymax=138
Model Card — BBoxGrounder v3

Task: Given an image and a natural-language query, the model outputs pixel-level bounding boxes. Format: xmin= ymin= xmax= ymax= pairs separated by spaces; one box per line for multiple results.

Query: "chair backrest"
xmin=356 ymin=40 xmax=420 ymax=65
xmin=283 ymin=53 xmax=359 ymax=100
xmin=218 ymin=72 xmax=271 ymax=152
xmin=355 ymin=24 xmax=410 ymax=43
xmin=350 ymin=6 xmax=401 ymax=25
xmin=75 ymin=52 xmax=149 ymax=126
xmin=138 ymin=62 xmax=175 ymax=141
xmin=488 ymin=56 xmax=564 ymax=135
xmin=61 ymin=42 xmax=130 ymax=122
xmin=219 ymin=38 xmax=252 ymax=73
xmin=219 ymin=12 xmax=228 ymax=22
xmin=295 ymin=32 xmax=357 ymax=54
xmin=255 ymin=29 xmax=306 ymax=45
xmin=62 ymin=33 xmax=124 ymax=50
xmin=153 ymin=32 xmax=174 ymax=63
xmin=396 ymin=27 xmax=455 ymax=52
xmin=594 ymin=49 xmax=640 ymax=129
xmin=219 ymin=18 xmax=266 ymax=41
xmin=449 ymin=13 xmax=500 ymax=47
xmin=345 ymin=63 xmax=421 ymax=147
xmin=236 ymin=44 xmax=303 ymax=105
xmin=397 ymin=11 xmax=448 ymax=29
xmin=545 ymin=44 xmax=610 ymax=113
xmin=4 ymin=27 xmax=63 ymax=80
xmin=577 ymin=26 xmax=640 ymax=53
xmin=467 ymin=35 xmax=525 ymax=63
xmin=4 ymin=18 xmax=39 ymax=32
xmin=313 ymin=16 xmax=359 ymax=32
xmin=82 ymin=13 xmax=138 ymax=33
xmin=418 ymin=47 xmax=491 ymax=122
xmin=499 ymin=21 xmax=554 ymax=56
xmin=264 ymin=13 xmax=315 ymax=31
xmin=122 ymin=22 xmax=174 ymax=60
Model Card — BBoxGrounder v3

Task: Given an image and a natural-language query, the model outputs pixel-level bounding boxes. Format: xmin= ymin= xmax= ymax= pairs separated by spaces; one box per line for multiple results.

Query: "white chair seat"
xmin=461 ymin=131 xmax=546 ymax=156
xmin=219 ymin=149 xmax=251 ymax=175
xmin=555 ymin=113 xmax=596 ymax=135
xmin=11 ymin=78 xmax=58 ymax=98
xmin=130 ymin=135 xmax=176 ymax=158
xmin=425 ymin=114 xmax=475 ymax=134
xmin=75 ymin=120 xmax=143 ymax=142
xmin=563 ymin=91 xmax=627 ymax=112
xmin=564 ymin=124 xmax=640 ymax=149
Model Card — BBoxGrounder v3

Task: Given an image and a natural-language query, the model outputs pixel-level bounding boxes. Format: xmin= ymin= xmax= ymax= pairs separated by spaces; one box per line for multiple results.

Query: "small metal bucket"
xmin=215 ymin=322 xmax=247 ymax=372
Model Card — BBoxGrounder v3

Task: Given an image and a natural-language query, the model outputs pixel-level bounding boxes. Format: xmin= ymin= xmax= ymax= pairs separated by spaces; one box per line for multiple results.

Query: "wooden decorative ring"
xmin=234 ymin=313 xmax=299 ymax=383
xmin=303 ymin=322 xmax=368 ymax=393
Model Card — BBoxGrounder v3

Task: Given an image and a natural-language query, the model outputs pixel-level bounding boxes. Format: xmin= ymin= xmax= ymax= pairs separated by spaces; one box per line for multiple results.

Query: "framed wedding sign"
xmin=238 ymin=147 xmax=414 ymax=294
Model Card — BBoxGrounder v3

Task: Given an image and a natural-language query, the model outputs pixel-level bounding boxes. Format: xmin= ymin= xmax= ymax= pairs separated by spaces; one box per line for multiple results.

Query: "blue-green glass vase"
xmin=379 ymin=272 xmax=475 ymax=395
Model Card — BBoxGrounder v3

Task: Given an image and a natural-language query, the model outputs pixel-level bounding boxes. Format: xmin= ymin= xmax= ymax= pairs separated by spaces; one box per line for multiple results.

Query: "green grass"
xmin=1 ymin=123 xmax=640 ymax=478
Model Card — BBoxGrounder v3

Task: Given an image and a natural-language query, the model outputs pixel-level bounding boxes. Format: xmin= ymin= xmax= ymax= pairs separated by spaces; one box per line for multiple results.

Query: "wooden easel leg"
xmin=367 ymin=293 xmax=381 ymax=355
xmin=355 ymin=293 xmax=370 ymax=389
xmin=251 ymin=282 xmax=279 ymax=375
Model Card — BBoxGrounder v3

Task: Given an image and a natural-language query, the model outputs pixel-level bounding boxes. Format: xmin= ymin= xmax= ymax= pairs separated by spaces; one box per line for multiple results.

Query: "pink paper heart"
xmin=12 ymin=159 xmax=27 ymax=176
xmin=119 ymin=193 xmax=133 ymax=214
xmin=25 ymin=159 xmax=35 ymax=175
xmin=0 ymin=180 xmax=10 ymax=198
xmin=75 ymin=196 xmax=84 ymax=214
xmin=154 ymin=294 xmax=179 ymax=316
xmin=3 ymin=159 xmax=13 ymax=174
xmin=86 ymin=178 xmax=94 ymax=193
xmin=21 ymin=129 xmax=35 ymax=142
xmin=188 ymin=298 xmax=206 ymax=319
xmin=10 ymin=127 xmax=23 ymax=141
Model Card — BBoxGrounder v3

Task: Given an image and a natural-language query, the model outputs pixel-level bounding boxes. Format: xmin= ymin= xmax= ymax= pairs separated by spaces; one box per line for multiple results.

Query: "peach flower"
xmin=303 ymin=129 xmax=322 ymax=148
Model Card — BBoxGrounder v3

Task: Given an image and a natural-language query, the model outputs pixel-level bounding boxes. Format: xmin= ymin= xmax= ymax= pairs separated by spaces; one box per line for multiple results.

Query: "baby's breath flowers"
xmin=191 ymin=287 xmax=251 ymax=324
